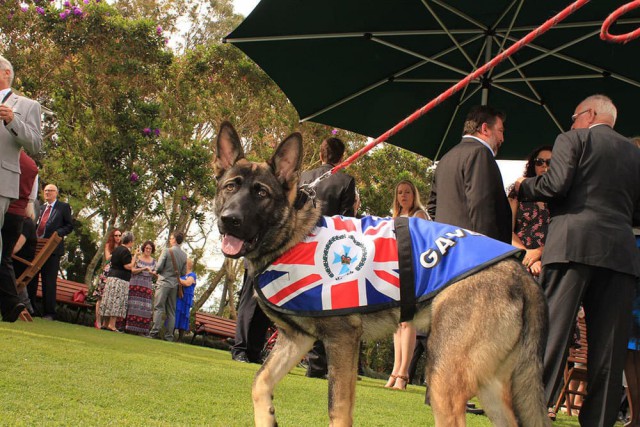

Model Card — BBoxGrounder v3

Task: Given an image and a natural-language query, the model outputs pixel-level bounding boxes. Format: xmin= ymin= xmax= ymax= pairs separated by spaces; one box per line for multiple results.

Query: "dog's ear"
xmin=269 ymin=132 xmax=303 ymax=185
xmin=215 ymin=121 xmax=245 ymax=179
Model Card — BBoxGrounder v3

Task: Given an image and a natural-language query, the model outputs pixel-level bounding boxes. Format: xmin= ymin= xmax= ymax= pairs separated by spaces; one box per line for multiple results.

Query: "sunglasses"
xmin=114 ymin=234 xmax=122 ymax=237
xmin=534 ymin=158 xmax=551 ymax=167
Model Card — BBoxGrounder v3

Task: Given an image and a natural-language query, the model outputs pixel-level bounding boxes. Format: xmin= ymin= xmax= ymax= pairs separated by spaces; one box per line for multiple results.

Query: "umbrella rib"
xmin=493 ymin=30 xmax=598 ymax=79
xmin=372 ymin=36 xmax=473 ymax=76
xmin=493 ymin=82 xmax=564 ymax=133
xmin=495 ymin=74 xmax=607 ymax=82
xmin=491 ymin=83 xmax=540 ymax=105
xmin=491 ymin=35 xmax=564 ymax=133
xmin=498 ymin=33 xmax=640 ymax=88
xmin=224 ymin=29 xmax=484 ymax=44
xmin=421 ymin=0 xmax=476 ymax=68
xmin=496 ymin=18 xmax=640 ymax=34
xmin=429 ymin=0 xmax=488 ymax=31
xmin=493 ymin=0 xmax=525 ymax=61
xmin=434 ymin=34 xmax=491 ymax=160
xmin=300 ymin=35 xmax=486 ymax=123
xmin=490 ymin=0 xmax=521 ymax=31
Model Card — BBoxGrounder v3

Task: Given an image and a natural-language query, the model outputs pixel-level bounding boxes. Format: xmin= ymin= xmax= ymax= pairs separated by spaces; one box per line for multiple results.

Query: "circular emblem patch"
xmin=322 ymin=234 xmax=367 ymax=279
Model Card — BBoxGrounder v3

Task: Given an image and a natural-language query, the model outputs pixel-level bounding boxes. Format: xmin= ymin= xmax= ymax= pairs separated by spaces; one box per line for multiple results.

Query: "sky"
xmin=233 ymin=0 xmax=259 ymax=16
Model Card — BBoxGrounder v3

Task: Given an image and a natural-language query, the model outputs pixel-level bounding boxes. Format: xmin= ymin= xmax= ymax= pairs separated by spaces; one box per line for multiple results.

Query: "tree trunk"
xmin=191 ymin=266 xmax=226 ymax=313
xmin=83 ymin=218 xmax=117 ymax=286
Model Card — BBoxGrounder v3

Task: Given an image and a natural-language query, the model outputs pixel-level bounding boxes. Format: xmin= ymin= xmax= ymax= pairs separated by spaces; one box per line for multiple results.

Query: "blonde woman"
xmin=385 ymin=180 xmax=428 ymax=390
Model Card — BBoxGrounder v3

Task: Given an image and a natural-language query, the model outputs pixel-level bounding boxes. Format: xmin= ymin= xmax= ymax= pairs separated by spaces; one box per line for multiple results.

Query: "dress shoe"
xmin=466 ymin=402 xmax=485 ymax=415
xmin=2 ymin=303 xmax=26 ymax=323
xmin=232 ymin=352 xmax=251 ymax=363
xmin=42 ymin=315 xmax=55 ymax=321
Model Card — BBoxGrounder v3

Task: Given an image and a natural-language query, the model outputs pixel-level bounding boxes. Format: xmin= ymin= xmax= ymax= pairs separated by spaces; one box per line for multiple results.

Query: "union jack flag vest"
xmin=256 ymin=215 xmax=521 ymax=319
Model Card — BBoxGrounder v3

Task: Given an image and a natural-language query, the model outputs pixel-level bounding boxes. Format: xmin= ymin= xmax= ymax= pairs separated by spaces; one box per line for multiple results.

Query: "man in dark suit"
xmin=300 ymin=136 xmax=356 ymax=378
xmin=36 ymin=184 xmax=74 ymax=320
xmin=427 ymin=105 xmax=511 ymax=244
xmin=516 ymin=94 xmax=640 ymax=426
xmin=0 ymin=55 xmax=42 ymax=322
xmin=231 ymin=136 xmax=357 ymax=367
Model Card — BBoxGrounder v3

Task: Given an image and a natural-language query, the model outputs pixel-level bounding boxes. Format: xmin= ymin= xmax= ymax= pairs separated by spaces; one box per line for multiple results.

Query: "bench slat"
xmin=193 ymin=312 xmax=236 ymax=340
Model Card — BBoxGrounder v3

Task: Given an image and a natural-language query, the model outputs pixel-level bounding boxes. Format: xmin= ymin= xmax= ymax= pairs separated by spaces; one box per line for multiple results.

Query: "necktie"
xmin=37 ymin=204 xmax=52 ymax=238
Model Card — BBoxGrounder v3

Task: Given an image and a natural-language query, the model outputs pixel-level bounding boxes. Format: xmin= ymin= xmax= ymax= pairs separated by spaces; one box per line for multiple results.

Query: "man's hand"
xmin=0 ymin=104 xmax=14 ymax=124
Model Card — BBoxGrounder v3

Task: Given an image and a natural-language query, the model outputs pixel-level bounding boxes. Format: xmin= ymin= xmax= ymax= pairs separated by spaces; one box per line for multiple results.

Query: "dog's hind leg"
xmin=428 ymin=372 xmax=469 ymax=427
xmin=253 ymin=328 xmax=314 ymax=427
xmin=324 ymin=323 xmax=361 ymax=427
xmin=477 ymin=379 xmax=518 ymax=427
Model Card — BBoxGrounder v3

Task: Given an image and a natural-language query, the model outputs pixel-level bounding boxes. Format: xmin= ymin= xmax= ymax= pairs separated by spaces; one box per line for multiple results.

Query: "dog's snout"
xmin=221 ymin=213 xmax=243 ymax=229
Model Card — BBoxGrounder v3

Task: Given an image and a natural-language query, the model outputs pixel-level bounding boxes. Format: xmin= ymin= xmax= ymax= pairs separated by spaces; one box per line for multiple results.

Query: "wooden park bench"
xmin=191 ymin=311 xmax=237 ymax=345
xmin=36 ymin=278 xmax=94 ymax=324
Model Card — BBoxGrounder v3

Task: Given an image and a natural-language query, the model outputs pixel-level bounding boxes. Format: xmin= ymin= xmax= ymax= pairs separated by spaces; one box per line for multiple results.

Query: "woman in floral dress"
xmin=507 ymin=145 xmax=552 ymax=277
xmin=93 ymin=228 xmax=121 ymax=329
xmin=124 ymin=240 xmax=156 ymax=335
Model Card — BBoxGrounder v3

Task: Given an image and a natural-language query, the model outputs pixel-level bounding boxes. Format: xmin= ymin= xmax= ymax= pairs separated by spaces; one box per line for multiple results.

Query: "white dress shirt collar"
xmin=462 ymin=134 xmax=496 ymax=157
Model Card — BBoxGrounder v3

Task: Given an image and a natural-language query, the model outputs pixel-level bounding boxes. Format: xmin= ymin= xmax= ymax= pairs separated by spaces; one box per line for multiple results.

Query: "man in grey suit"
xmin=427 ymin=105 xmax=511 ymax=244
xmin=150 ymin=231 xmax=187 ymax=341
xmin=516 ymin=94 xmax=640 ymax=426
xmin=0 ymin=55 xmax=42 ymax=322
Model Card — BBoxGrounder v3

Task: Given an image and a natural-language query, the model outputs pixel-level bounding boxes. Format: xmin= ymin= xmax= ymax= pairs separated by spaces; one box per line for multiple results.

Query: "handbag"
xmin=72 ymin=290 xmax=87 ymax=303
xmin=169 ymin=248 xmax=185 ymax=299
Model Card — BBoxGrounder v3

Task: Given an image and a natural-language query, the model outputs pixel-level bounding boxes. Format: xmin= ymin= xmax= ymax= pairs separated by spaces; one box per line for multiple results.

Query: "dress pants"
xmin=408 ymin=334 xmax=429 ymax=384
xmin=541 ymin=262 xmax=635 ymax=427
xmin=232 ymin=274 xmax=270 ymax=362
xmin=151 ymin=285 xmax=177 ymax=341
xmin=39 ymin=252 xmax=60 ymax=317
xmin=0 ymin=211 xmax=22 ymax=318
xmin=307 ymin=341 xmax=328 ymax=378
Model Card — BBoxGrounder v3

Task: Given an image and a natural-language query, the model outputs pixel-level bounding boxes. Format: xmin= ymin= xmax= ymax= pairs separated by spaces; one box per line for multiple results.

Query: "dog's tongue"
xmin=222 ymin=234 xmax=245 ymax=256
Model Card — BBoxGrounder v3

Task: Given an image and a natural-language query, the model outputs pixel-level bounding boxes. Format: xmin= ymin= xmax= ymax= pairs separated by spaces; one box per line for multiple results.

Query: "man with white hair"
xmin=0 ymin=55 xmax=42 ymax=322
xmin=516 ymin=94 xmax=640 ymax=426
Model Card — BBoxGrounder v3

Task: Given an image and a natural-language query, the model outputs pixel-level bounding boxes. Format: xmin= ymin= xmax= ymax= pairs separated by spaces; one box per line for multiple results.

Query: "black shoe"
xmin=2 ymin=303 xmax=26 ymax=323
xmin=306 ymin=371 xmax=328 ymax=379
xmin=42 ymin=314 xmax=55 ymax=321
xmin=232 ymin=353 xmax=251 ymax=363
xmin=466 ymin=402 xmax=485 ymax=415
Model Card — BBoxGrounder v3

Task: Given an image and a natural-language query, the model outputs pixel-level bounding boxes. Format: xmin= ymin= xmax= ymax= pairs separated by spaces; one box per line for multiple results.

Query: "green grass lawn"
xmin=1 ymin=320 xmax=583 ymax=426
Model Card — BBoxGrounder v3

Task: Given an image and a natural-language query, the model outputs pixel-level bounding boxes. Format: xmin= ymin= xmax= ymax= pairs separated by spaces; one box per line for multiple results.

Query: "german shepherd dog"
xmin=214 ymin=122 xmax=550 ymax=427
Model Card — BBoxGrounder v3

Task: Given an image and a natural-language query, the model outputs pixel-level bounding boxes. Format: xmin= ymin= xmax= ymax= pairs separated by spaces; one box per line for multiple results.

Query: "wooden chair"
xmin=13 ymin=232 xmax=61 ymax=291
xmin=554 ymin=313 xmax=588 ymax=416
xmin=12 ymin=232 xmax=61 ymax=322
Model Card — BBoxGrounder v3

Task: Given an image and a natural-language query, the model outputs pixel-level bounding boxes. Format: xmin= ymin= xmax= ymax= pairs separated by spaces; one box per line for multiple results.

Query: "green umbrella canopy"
xmin=226 ymin=0 xmax=640 ymax=160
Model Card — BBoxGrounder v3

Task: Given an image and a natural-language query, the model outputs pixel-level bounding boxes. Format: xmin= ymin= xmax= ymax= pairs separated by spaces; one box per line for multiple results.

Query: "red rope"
xmin=601 ymin=1 xmax=640 ymax=44
xmin=330 ymin=0 xmax=591 ymax=175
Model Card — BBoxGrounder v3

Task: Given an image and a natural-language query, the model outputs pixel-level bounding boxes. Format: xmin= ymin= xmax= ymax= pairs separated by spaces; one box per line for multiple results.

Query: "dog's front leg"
xmin=253 ymin=328 xmax=314 ymax=427
xmin=324 ymin=327 xmax=361 ymax=427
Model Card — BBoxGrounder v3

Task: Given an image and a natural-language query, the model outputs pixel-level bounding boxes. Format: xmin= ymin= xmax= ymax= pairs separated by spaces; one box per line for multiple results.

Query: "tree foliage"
xmin=1 ymin=0 xmax=434 ymax=319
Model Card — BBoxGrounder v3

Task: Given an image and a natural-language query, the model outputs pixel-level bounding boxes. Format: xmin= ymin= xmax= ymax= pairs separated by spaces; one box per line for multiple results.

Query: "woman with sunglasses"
xmin=507 ymin=145 xmax=553 ymax=277
xmin=93 ymin=228 xmax=122 ymax=329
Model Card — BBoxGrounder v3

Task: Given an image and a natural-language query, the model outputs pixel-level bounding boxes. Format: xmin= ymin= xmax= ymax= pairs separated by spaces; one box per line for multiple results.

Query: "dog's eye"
xmin=257 ymin=188 xmax=268 ymax=198
xmin=224 ymin=182 xmax=237 ymax=192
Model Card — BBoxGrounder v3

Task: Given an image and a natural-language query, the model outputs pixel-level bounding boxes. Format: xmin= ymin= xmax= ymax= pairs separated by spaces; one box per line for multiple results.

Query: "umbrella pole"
xmin=481 ymin=34 xmax=492 ymax=106
xmin=329 ymin=0 xmax=590 ymax=176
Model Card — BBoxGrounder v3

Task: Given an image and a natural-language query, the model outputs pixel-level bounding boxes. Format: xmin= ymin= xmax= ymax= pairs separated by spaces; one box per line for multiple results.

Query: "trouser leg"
xmin=579 ymin=268 xmax=635 ymax=427
xmin=163 ymin=286 xmax=178 ymax=341
xmin=540 ymin=263 xmax=587 ymax=406
xmin=151 ymin=285 xmax=169 ymax=336
xmin=0 ymin=210 xmax=22 ymax=317
xmin=40 ymin=253 xmax=60 ymax=317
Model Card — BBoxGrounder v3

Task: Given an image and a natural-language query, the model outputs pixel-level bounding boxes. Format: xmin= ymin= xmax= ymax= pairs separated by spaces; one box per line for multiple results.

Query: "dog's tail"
xmin=511 ymin=274 xmax=551 ymax=427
